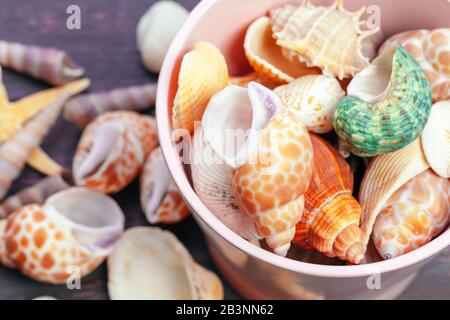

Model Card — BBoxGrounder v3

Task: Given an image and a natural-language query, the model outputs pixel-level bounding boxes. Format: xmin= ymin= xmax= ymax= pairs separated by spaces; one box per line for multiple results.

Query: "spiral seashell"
xmin=140 ymin=147 xmax=189 ymax=224
xmin=63 ymin=84 xmax=157 ymax=129
xmin=372 ymin=169 xmax=450 ymax=260
xmin=421 ymin=100 xmax=450 ymax=178
xmin=333 ymin=46 xmax=432 ymax=157
xmin=359 ymin=139 xmax=430 ymax=247
xmin=136 ymin=1 xmax=189 ymax=73
xmin=293 ymin=134 xmax=364 ymax=264
xmin=270 ymin=0 xmax=382 ymax=80
xmin=0 ymin=41 xmax=84 ymax=85
xmin=274 ymin=75 xmax=345 ymax=133
xmin=73 ymin=111 xmax=158 ymax=194
xmin=379 ymin=28 xmax=450 ymax=102
xmin=0 ymin=176 xmax=69 ymax=219
xmin=0 ymin=94 xmax=68 ymax=200
xmin=107 ymin=227 xmax=223 ymax=300
xmin=0 ymin=188 xmax=125 ymax=283
xmin=172 ymin=42 xmax=229 ymax=133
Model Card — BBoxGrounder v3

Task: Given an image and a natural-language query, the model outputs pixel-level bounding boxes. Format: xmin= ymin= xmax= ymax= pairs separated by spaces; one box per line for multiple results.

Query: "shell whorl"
xmin=333 ymin=46 xmax=432 ymax=157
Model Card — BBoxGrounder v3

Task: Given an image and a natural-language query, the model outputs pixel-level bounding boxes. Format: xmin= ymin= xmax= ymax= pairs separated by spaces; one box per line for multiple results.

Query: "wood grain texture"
xmin=0 ymin=0 xmax=448 ymax=300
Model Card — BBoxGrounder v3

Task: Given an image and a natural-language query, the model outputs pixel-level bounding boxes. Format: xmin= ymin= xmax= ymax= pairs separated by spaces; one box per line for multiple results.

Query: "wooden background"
xmin=0 ymin=0 xmax=448 ymax=300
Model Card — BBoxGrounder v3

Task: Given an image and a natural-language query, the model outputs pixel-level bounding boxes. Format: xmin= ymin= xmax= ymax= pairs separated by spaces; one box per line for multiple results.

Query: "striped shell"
xmin=294 ymin=134 xmax=364 ymax=264
xmin=333 ymin=46 xmax=432 ymax=157
xmin=244 ymin=16 xmax=320 ymax=85
xmin=274 ymin=75 xmax=345 ymax=133
xmin=373 ymin=169 xmax=450 ymax=259
xmin=140 ymin=147 xmax=189 ymax=224
xmin=73 ymin=111 xmax=158 ymax=194
xmin=0 ymin=188 xmax=124 ymax=283
xmin=64 ymin=84 xmax=157 ymax=129
xmin=379 ymin=28 xmax=450 ymax=102
xmin=270 ymin=0 xmax=381 ymax=80
xmin=359 ymin=140 xmax=430 ymax=247
xmin=172 ymin=42 xmax=229 ymax=133
xmin=421 ymin=100 xmax=450 ymax=178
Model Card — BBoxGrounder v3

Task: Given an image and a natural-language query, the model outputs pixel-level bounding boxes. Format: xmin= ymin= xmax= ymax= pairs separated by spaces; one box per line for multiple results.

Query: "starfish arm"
xmin=27 ymin=148 xmax=64 ymax=176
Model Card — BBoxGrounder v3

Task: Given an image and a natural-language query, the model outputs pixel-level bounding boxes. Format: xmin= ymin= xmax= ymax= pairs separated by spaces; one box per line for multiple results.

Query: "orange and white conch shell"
xmin=140 ymin=147 xmax=189 ymax=224
xmin=244 ymin=16 xmax=320 ymax=85
xmin=270 ymin=0 xmax=382 ymax=80
xmin=379 ymin=28 xmax=450 ymax=102
xmin=172 ymin=42 xmax=229 ymax=133
xmin=274 ymin=75 xmax=345 ymax=133
xmin=372 ymin=169 xmax=450 ymax=260
xmin=359 ymin=140 xmax=430 ymax=247
xmin=0 ymin=188 xmax=125 ymax=283
xmin=73 ymin=111 xmax=158 ymax=194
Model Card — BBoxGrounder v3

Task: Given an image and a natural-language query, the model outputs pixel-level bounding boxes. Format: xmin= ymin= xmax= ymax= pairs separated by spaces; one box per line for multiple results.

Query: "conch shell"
xmin=107 ymin=227 xmax=223 ymax=300
xmin=379 ymin=28 xmax=450 ymax=102
xmin=244 ymin=16 xmax=320 ymax=85
xmin=294 ymin=134 xmax=364 ymax=264
xmin=64 ymin=84 xmax=157 ymax=129
xmin=0 ymin=94 xmax=67 ymax=200
xmin=372 ymin=169 xmax=450 ymax=259
xmin=73 ymin=111 xmax=157 ymax=194
xmin=0 ymin=41 xmax=83 ymax=85
xmin=140 ymin=147 xmax=189 ymax=224
xmin=270 ymin=0 xmax=381 ymax=80
xmin=0 ymin=176 xmax=69 ymax=219
xmin=359 ymin=139 xmax=430 ymax=247
xmin=421 ymin=100 xmax=450 ymax=178
xmin=274 ymin=75 xmax=345 ymax=133
xmin=333 ymin=46 xmax=432 ymax=156
xmin=172 ymin=42 xmax=229 ymax=133
xmin=0 ymin=188 xmax=125 ymax=283
xmin=137 ymin=1 xmax=188 ymax=73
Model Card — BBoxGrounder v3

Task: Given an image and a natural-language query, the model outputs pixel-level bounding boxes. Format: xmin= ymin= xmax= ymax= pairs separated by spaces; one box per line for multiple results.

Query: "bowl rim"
xmin=157 ymin=0 xmax=450 ymax=278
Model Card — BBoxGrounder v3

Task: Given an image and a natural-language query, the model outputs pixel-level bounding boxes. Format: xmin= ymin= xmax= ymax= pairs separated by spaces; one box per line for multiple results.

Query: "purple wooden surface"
xmin=0 ymin=0 xmax=448 ymax=300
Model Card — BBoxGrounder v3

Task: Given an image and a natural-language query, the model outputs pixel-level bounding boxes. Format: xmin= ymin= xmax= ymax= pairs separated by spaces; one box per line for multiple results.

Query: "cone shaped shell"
xmin=64 ymin=84 xmax=157 ymax=129
xmin=274 ymin=75 xmax=345 ymax=133
xmin=244 ymin=17 xmax=320 ymax=85
xmin=359 ymin=139 xmax=430 ymax=246
xmin=421 ymin=100 xmax=450 ymax=178
xmin=73 ymin=111 xmax=157 ymax=194
xmin=107 ymin=227 xmax=223 ymax=300
xmin=333 ymin=46 xmax=432 ymax=156
xmin=0 ymin=188 xmax=125 ymax=283
xmin=172 ymin=42 xmax=229 ymax=133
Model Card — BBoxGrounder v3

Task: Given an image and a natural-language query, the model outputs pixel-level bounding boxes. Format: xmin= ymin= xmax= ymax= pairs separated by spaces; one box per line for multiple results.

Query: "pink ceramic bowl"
xmin=157 ymin=0 xmax=450 ymax=299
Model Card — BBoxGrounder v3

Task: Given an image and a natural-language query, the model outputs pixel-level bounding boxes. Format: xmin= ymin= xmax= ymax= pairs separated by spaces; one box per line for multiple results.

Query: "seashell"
xmin=421 ymin=100 xmax=450 ymax=178
xmin=333 ymin=46 xmax=432 ymax=157
xmin=274 ymin=75 xmax=345 ymax=133
xmin=372 ymin=169 xmax=450 ymax=260
xmin=293 ymin=134 xmax=364 ymax=264
xmin=270 ymin=0 xmax=381 ymax=80
xmin=244 ymin=16 xmax=320 ymax=85
xmin=172 ymin=42 xmax=229 ymax=133
xmin=0 ymin=41 xmax=84 ymax=85
xmin=137 ymin=1 xmax=189 ymax=73
xmin=0 ymin=94 xmax=68 ymax=200
xmin=140 ymin=147 xmax=189 ymax=224
xmin=0 ymin=187 xmax=125 ymax=283
xmin=379 ymin=28 xmax=450 ymax=102
xmin=0 ymin=176 xmax=69 ymax=219
xmin=73 ymin=111 xmax=158 ymax=194
xmin=359 ymin=139 xmax=430 ymax=247
xmin=64 ymin=84 xmax=157 ymax=129
xmin=0 ymin=67 xmax=8 ymax=107
xmin=229 ymin=72 xmax=277 ymax=89
xmin=107 ymin=227 xmax=223 ymax=300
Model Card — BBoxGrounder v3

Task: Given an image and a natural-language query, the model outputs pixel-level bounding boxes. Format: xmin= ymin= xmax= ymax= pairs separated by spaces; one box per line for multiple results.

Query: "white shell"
xmin=421 ymin=100 xmax=450 ymax=178
xmin=107 ymin=227 xmax=223 ymax=300
xmin=137 ymin=1 xmax=189 ymax=73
